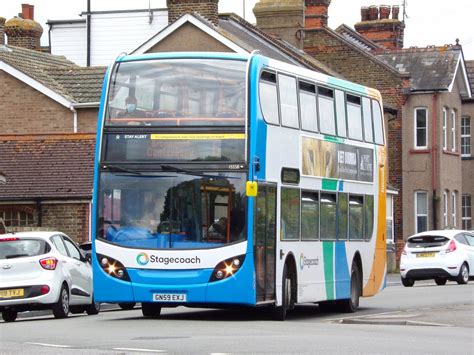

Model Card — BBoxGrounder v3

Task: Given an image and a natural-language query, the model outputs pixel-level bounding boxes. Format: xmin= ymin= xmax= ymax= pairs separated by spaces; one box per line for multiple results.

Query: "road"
xmin=1 ymin=277 xmax=473 ymax=355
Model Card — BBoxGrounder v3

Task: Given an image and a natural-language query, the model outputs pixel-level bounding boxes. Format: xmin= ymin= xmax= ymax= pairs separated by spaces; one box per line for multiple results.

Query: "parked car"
xmin=79 ymin=241 xmax=136 ymax=311
xmin=400 ymin=230 xmax=474 ymax=287
xmin=0 ymin=232 xmax=99 ymax=322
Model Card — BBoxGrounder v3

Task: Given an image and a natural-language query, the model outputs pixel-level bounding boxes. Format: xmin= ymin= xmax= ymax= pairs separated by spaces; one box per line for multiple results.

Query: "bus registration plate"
xmin=153 ymin=293 xmax=186 ymax=302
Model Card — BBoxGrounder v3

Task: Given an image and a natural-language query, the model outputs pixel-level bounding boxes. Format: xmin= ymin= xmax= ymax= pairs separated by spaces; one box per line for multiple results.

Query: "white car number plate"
xmin=153 ymin=293 xmax=186 ymax=302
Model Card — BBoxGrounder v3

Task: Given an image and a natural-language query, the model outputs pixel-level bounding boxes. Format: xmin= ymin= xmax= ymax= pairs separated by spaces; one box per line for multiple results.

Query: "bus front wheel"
xmin=142 ymin=303 xmax=162 ymax=318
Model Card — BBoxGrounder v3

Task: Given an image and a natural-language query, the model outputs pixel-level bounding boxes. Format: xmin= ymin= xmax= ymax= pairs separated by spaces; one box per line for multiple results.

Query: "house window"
xmin=415 ymin=191 xmax=428 ymax=233
xmin=414 ymin=108 xmax=428 ymax=148
xmin=461 ymin=116 xmax=471 ymax=157
xmin=451 ymin=110 xmax=456 ymax=152
xmin=462 ymin=195 xmax=472 ymax=230
xmin=0 ymin=208 xmax=34 ymax=227
xmin=443 ymin=191 xmax=448 ymax=228
xmin=442 ymin=108 xmax=447 ymax=150
xmin=452 ymin=191 xmax=457 ymax=228
xmin=386 ymin=194 xmax=394 ymax=243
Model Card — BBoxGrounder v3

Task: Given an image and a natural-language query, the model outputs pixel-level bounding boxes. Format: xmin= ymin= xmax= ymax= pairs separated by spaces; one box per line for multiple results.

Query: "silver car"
xmin=0 ymin=231 xmax=99 ymax=322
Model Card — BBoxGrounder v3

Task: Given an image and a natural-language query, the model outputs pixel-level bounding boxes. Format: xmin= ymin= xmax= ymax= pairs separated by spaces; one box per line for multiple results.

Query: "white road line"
xmin=113 ymin=348 xmax=167 ymax=353
xmin=25 ymin=342 xmax=72 ymax=348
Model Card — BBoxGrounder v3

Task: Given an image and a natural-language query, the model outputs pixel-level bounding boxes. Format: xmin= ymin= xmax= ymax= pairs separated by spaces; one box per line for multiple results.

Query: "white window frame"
xmin=461 ymin=116 xmax=471 ymax=157
xmin=442 ymin=107 xmax=447 ymax=150
xmin=443 ymin=190 xmax=448 ymax=227
xmin=414 ymin=107 xmax=428 ymax=149
xmin=415 ymin=191 xmax=428 ymax=233
xmin=452 ymin=191 xmax=457 ymax=228
xmin=462 ymin=195 xmax=472 ymax=230
xmin=451 ymin=110 xmax=456 ymax=152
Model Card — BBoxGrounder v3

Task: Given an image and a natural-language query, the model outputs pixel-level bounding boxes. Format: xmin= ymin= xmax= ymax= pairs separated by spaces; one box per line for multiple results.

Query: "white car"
xmin=400 ymin=230 xmax=474 ymax=287
xmin=0 ymin=231 xmax=99 ymax=322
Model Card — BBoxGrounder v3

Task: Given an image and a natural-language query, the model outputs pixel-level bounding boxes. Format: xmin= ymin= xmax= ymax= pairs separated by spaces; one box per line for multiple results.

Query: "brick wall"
xmin=77 ymin=108 xmax=99 ymax=133
xmin=167 ymin=0 xmax=218 ymax=25
xmin=41 ymin=203 xmax=90 ymax=243
xmin=0 ymin=71 xmax=73 ymax=133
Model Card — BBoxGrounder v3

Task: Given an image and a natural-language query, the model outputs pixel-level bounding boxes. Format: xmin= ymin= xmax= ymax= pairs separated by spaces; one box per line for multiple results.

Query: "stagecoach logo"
xmin=136 ymin=252 xmax=201 ymax=266
xmin=136 ymin=252 xmax=150 ymax=266
xmin=299 ymin=253 xmax=319 ymax=270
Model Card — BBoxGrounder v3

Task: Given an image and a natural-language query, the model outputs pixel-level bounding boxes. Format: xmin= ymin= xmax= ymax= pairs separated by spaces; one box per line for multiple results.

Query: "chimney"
xmin=304 ymin=0 xmax=331 ymax=28
xmin=354 ymin=4 xmax=404 ymax=49
xmin=4 ymin=4 xmax=43 ymax=50
xmin=167 ymin=0 xmax=219 ymax=26
xmin=253 ymin=0 xmax=305 ymax=49
xmin=0 ymin=17 xmax=5 ymax=45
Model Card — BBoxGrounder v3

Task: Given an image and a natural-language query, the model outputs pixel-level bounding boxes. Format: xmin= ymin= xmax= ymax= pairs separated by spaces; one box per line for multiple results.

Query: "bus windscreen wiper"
xmin=160 ymin=164 xmax=234 ymax=179
xmin=102 ymin=164 xmax=142 ymax=175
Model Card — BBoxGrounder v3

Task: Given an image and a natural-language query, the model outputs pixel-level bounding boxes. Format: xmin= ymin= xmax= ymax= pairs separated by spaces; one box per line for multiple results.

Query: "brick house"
xmin=0 ymin=5 xmax=105 ymax=242
xmin=462 ymin=61 xmax=474 ymax=230
xmin=0 ymin=134 xmax=95 ymax=241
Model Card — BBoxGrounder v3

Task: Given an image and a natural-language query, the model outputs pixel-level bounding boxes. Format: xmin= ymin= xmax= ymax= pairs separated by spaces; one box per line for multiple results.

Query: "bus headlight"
xmin=209 ymin=255 xmax=245 ymax=282
xmin=97 ymin=254 xmax=131 ymax=281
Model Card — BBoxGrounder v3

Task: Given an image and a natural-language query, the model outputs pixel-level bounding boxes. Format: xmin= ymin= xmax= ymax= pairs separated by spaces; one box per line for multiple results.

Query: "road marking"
xmin=113 ymin=348 xmax=167 ymax=353
xmin=25 ymin=342 xmax=72 ymax=348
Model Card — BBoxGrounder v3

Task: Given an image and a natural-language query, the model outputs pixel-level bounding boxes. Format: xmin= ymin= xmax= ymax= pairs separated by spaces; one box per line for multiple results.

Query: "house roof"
xmin=218 ymin=14 xmax=341 ymax=77
xmin=132 ymin=12 xmax=339 ymax=77
xmin=376 ymin=46 xmax=471 ymax=98
xmin=465 ymin=60 xmax=474 ymax=98
xmin=0 ymin=134 xmax=95 ymax=201
xmin=0 ymin=45 xmax=106 ymax=105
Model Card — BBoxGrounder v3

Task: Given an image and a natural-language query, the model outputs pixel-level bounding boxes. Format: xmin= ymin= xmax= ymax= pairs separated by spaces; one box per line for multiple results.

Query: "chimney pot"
xmin=361 ymin=6 xmax=369 ymax=21
xmin=368 ymin=5 xmax=378 ymax=21
xmin=21 ymin=4 xmax=34 ymax=21
xmin=392 ymin=5 xmax=400 ymax=20
xmin=379 ymin=5 xmax=390 ymax=19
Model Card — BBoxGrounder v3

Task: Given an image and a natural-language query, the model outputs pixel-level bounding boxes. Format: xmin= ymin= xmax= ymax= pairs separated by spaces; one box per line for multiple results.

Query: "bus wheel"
xmin=142 ymin=303 xmax=161 ymax=318
xmin=338 ymin=262 xmax=360 ymax=313
xmin=274 ymin=265 xmax=291 ymax=321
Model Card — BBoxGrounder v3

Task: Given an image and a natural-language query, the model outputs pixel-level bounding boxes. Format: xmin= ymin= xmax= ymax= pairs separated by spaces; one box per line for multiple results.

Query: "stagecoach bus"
xmin=92 ymin=51 xmax=387 ymax=320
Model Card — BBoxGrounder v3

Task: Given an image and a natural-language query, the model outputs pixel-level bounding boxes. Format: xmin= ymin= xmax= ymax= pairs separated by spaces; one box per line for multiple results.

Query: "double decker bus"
xmin=92 ymin=52 xmax=387 ymax=320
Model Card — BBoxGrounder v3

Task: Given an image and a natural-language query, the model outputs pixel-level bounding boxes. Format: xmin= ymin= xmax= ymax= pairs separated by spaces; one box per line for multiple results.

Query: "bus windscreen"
xmin=97 ymin=172 xmax=247 ymax=250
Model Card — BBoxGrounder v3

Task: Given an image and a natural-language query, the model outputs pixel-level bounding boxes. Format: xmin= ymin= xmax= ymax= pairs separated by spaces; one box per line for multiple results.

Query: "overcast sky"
xmin=1 ymin=0 xmax=473 ymax=59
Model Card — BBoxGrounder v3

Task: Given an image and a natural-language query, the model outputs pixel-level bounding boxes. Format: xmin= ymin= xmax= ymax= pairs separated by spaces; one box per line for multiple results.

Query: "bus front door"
xmin=254 ymin=184 xmax=276 ymax=303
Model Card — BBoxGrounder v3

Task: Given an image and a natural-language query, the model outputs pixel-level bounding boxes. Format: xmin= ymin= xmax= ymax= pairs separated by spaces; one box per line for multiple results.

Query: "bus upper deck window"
xmin=259 ymin=71 xmax=279 ymax=125
xmin=318 ymin=87 xmax=336 ymax=136
xmin=347 ymin=94 xmax=363 ymax=141
xmin=335 ymin=90 xmax=347 ymax=138
xmin=372 ymin=100 xmax=385 ymax=145
xmin=299 ymin=81 xmax=318 ymax=132
xmin=362 ymin=97 xmax=374 ymax=143
xmin=278 ymin=74 xmax=299 ymax=129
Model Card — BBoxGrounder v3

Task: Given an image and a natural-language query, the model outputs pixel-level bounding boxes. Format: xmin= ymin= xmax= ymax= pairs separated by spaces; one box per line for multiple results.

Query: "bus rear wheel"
xmin=142 ymin=303 xmax=161 ymax=318
xmin=337 ymin=262 xmax=361 ymax=313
